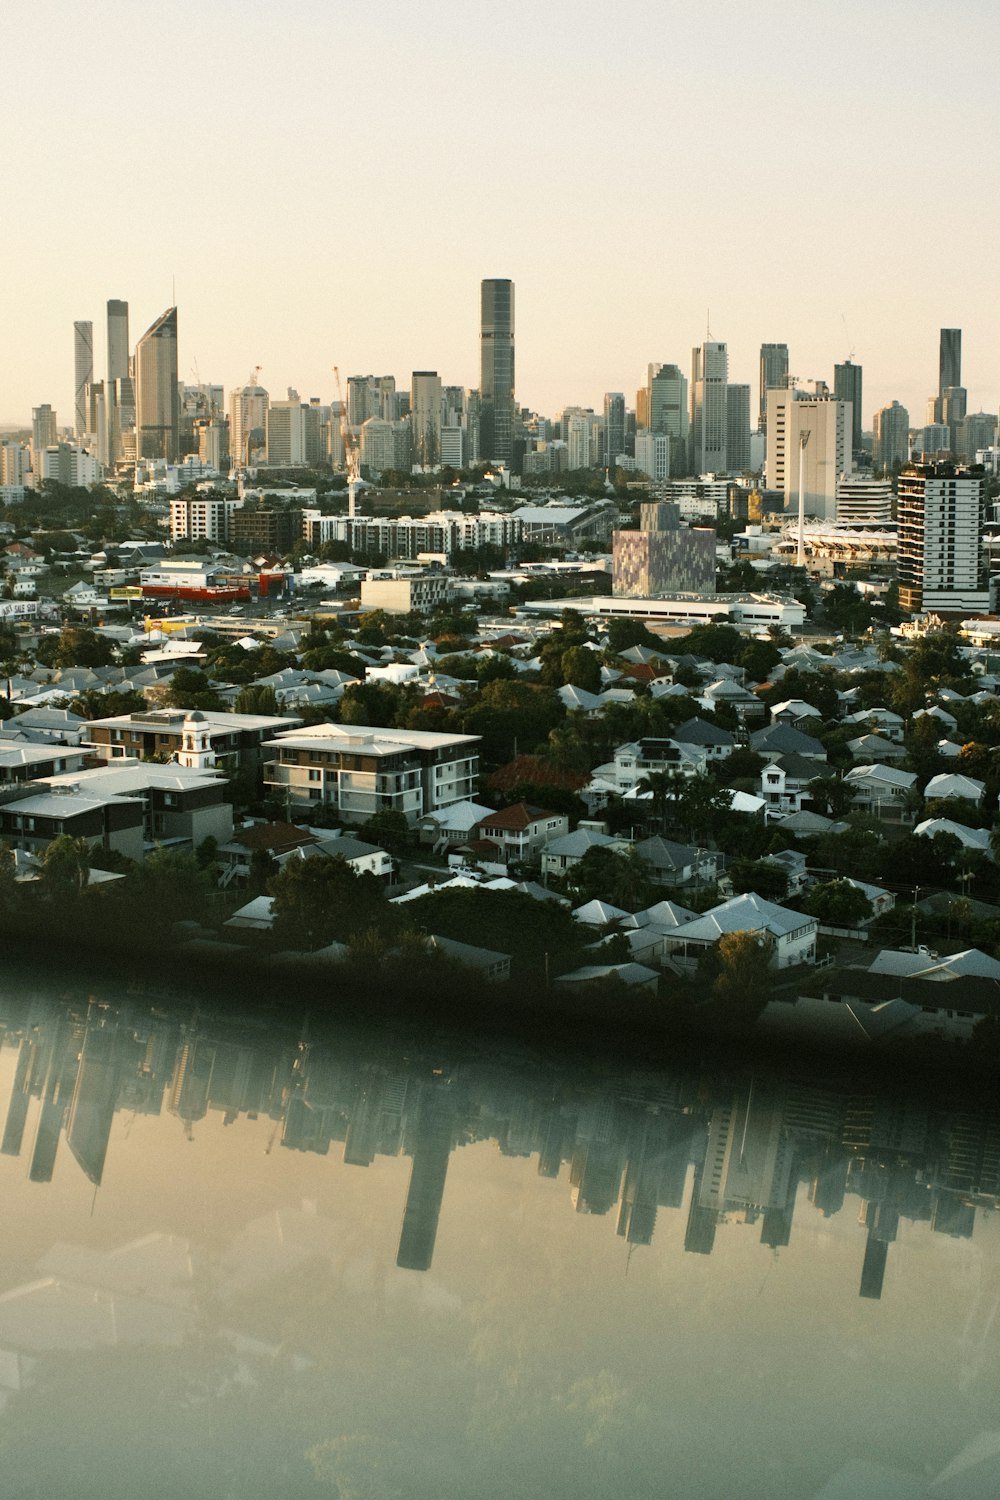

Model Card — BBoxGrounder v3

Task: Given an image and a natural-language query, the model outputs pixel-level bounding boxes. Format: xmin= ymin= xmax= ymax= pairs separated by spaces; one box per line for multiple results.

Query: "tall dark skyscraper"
xmin=939 ymin=328 xmax=961 ymax=395
xmin=107 ymin=298 xmax=129 ymax=385
xmin=135 ymin=306 xmax=179 ymax=462
xmin=603 ymin=391 xmax=625 ymax=470
xmin=480 ymin=278 xmax=515 ymax=464
xmin=758 ymin=343 xmax=789 ymax=430
xmin=834 ymin=360 xmax=863 ymax=454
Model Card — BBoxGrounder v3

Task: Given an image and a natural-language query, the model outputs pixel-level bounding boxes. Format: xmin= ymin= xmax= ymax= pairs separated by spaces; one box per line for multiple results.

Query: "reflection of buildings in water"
xmin=396 ymin=1083 xmax=456 ymax=1273
xmin=0 ymin=996 xmax=998 ymax=1294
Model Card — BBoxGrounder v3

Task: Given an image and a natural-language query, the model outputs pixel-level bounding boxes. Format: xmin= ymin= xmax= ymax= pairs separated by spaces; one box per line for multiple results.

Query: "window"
xmin=308 ymin=770 xmax=321 ymax=782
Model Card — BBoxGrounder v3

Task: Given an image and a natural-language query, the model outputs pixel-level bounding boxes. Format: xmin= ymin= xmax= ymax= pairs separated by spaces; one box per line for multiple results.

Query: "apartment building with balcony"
xmin=264 ymin=722 xmax=480 ymax=825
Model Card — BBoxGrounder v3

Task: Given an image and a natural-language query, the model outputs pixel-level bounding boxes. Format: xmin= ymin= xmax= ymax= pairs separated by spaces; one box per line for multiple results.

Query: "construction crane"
xmin=332 ymin=365 xmax=361 ymax=518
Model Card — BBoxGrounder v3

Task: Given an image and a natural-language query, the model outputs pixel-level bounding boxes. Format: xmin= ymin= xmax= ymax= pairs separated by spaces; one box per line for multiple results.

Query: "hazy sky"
xmin=4 ymin=0 xmax=1000 ymax=430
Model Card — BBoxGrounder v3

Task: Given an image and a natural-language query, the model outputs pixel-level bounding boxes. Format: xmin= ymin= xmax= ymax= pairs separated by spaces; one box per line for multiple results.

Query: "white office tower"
xmin=897 ymin=462 xmax=988 ymax=614
xmin=265 ymin=400 xmax=308 ymax=466
xmin=765 ymin=386 xmax=852 ymax=520
xmin=635 ymin=429 xmax=671 ymax=482
xmin=690 ymin=342 xmax=728 ymax=472
xmin=73 ymin=321 xmax=93 ymax=438
xmin=835 ymin=474 xmax=893 ymax=525
xmin=229 ymin=381 xmax=269 ymax=468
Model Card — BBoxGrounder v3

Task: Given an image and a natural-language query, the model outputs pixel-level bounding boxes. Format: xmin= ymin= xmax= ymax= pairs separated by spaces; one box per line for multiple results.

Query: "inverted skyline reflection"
xmin=0 ymin=979 xmax=997 ymax=1498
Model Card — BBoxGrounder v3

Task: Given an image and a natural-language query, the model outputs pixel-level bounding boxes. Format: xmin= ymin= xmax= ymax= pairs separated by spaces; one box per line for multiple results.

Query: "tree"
xmin=728 ymin=860 xmax=788 ymax=900
xmin=36 ymin=626 xmax=116 ymax=670
xmin=560 ymin=645 xmax=602 ymax=694
xmin=269 ymin=855 xmax=387 ymax=950
xmin=40 ymin=834 xmax=91 ymax=899
xmin=233 ymin=684 xmax=278 ymax=716
xmin=360 ymin=808 xmax=410 ymax=857
xmin=804 ymin=879 xmax=871 ymax=927
xmin=807 ymin=775 xmax=855 ymax=818
xmin=701 ymin=931 xmax=775 ymax=1028
xmin=161 ymin=667 xmax=227 ymax=713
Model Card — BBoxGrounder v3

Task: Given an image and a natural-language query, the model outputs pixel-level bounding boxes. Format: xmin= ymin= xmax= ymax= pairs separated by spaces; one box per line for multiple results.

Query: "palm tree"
xmin=635 ymin=770 xmax=675 ymax=833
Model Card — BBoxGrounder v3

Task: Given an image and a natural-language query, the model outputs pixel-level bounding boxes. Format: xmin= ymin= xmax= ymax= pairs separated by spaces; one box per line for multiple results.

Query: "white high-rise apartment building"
xmin=31 ymin=405 xmax=58 ymax=462
xmin=566 ymin=414 xmax=591 ymax=470
xmin=835 ymin=474 xmax=893 ymax=525
xmin=169 ymin=496 xmax=243 ymax=544
xmin=690 ymin=342 xmax=728 ymax=473
xmin=898 ymin=462 xmax=988 ymax=614
xmin=765 ymin=386 xmax=852 ymax=520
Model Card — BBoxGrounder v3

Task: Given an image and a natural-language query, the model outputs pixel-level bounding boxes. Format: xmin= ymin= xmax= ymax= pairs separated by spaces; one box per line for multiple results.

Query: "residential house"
xmin=671 ymin=718 xmax=736 ymax=762
xmin=846 ymin=733 xmax=906 ymax=764
xmin=474 ymin=802 xmax=569 ymax=865
xmin=696 ymin=678 xmax=767 ymax=723
xmin=750 ymin=722 xmax=827 ymax=764
xmin=758 ymin=754 xmax=826 ymax=815
xmin=632 ymin=835 xmax=720 ymax=888
xmin=664 ymin=892 xmax=818 ymax=970
xmin=418 ymin=799 xmax=495 ymax=849
xmin=843 ymin=763 xmax=916 ymax=814
xmin=842 ymin=708 xmax=905 ymax=743
xmin=913 ymin=818 xmax=992 ymax=855
xmin=924 ymin=772 xmax=985 ymax=804
xmin=768 ymin=699 xmax=824 ymax=729
xmin=540 ymin=826 xmax=624 ymax=878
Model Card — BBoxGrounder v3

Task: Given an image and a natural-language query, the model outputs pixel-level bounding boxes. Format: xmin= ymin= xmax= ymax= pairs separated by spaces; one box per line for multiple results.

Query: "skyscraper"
xmin=834 ymin=360 xmax=863 ymax=454
xmin=73 ymin=321 xmax=93 ymax=438
xmin=725 ymin=384 xmax=751 ymax=472
xmin=897 ymin=462 xmax=988 ymax=614
xmin=939 ymin=328 xmax=961 ymax=396
xmin=480 ymin=278 xmax=515 ymax=463
xmin=410 ymin=370 xmax=442 ymax=468
xmin=603 ymin=392 xmax=625 ymax=470
xmin=759 ymin=343 xmax=789 ymax=431
xmin=230 ymin=378 xmax=269 ymax=469
xmin=765 ymin=385 xmax=852 ymax=519
xmin=135 ymin=306 xmax=179 ymax=462
xmin=106 ymin=299 xmax=129 ymax=384
xmin=873 ymin=400 xmax=910 ymax=472
xmin=31 ymin=404 xmax=58 ymax=458
xmin=690 ymin=341 xmax=728 ymax=473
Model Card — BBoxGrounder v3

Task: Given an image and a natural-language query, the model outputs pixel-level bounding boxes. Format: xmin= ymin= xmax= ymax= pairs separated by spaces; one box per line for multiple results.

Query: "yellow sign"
xmin=143 ymin=616 xmax=193 ymax=634
xmin=110 ymin=586 xmax=144 ymax=599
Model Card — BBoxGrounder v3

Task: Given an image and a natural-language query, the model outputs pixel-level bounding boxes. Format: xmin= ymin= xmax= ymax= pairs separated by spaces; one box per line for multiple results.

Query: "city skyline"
xmin=2 ymin=2 xmax=999 ymax=427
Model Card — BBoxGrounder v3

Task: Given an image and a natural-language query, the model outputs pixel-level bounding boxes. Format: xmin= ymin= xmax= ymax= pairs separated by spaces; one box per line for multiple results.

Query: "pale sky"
xmin=4 ymin=0 xmax=1000 ymax=430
